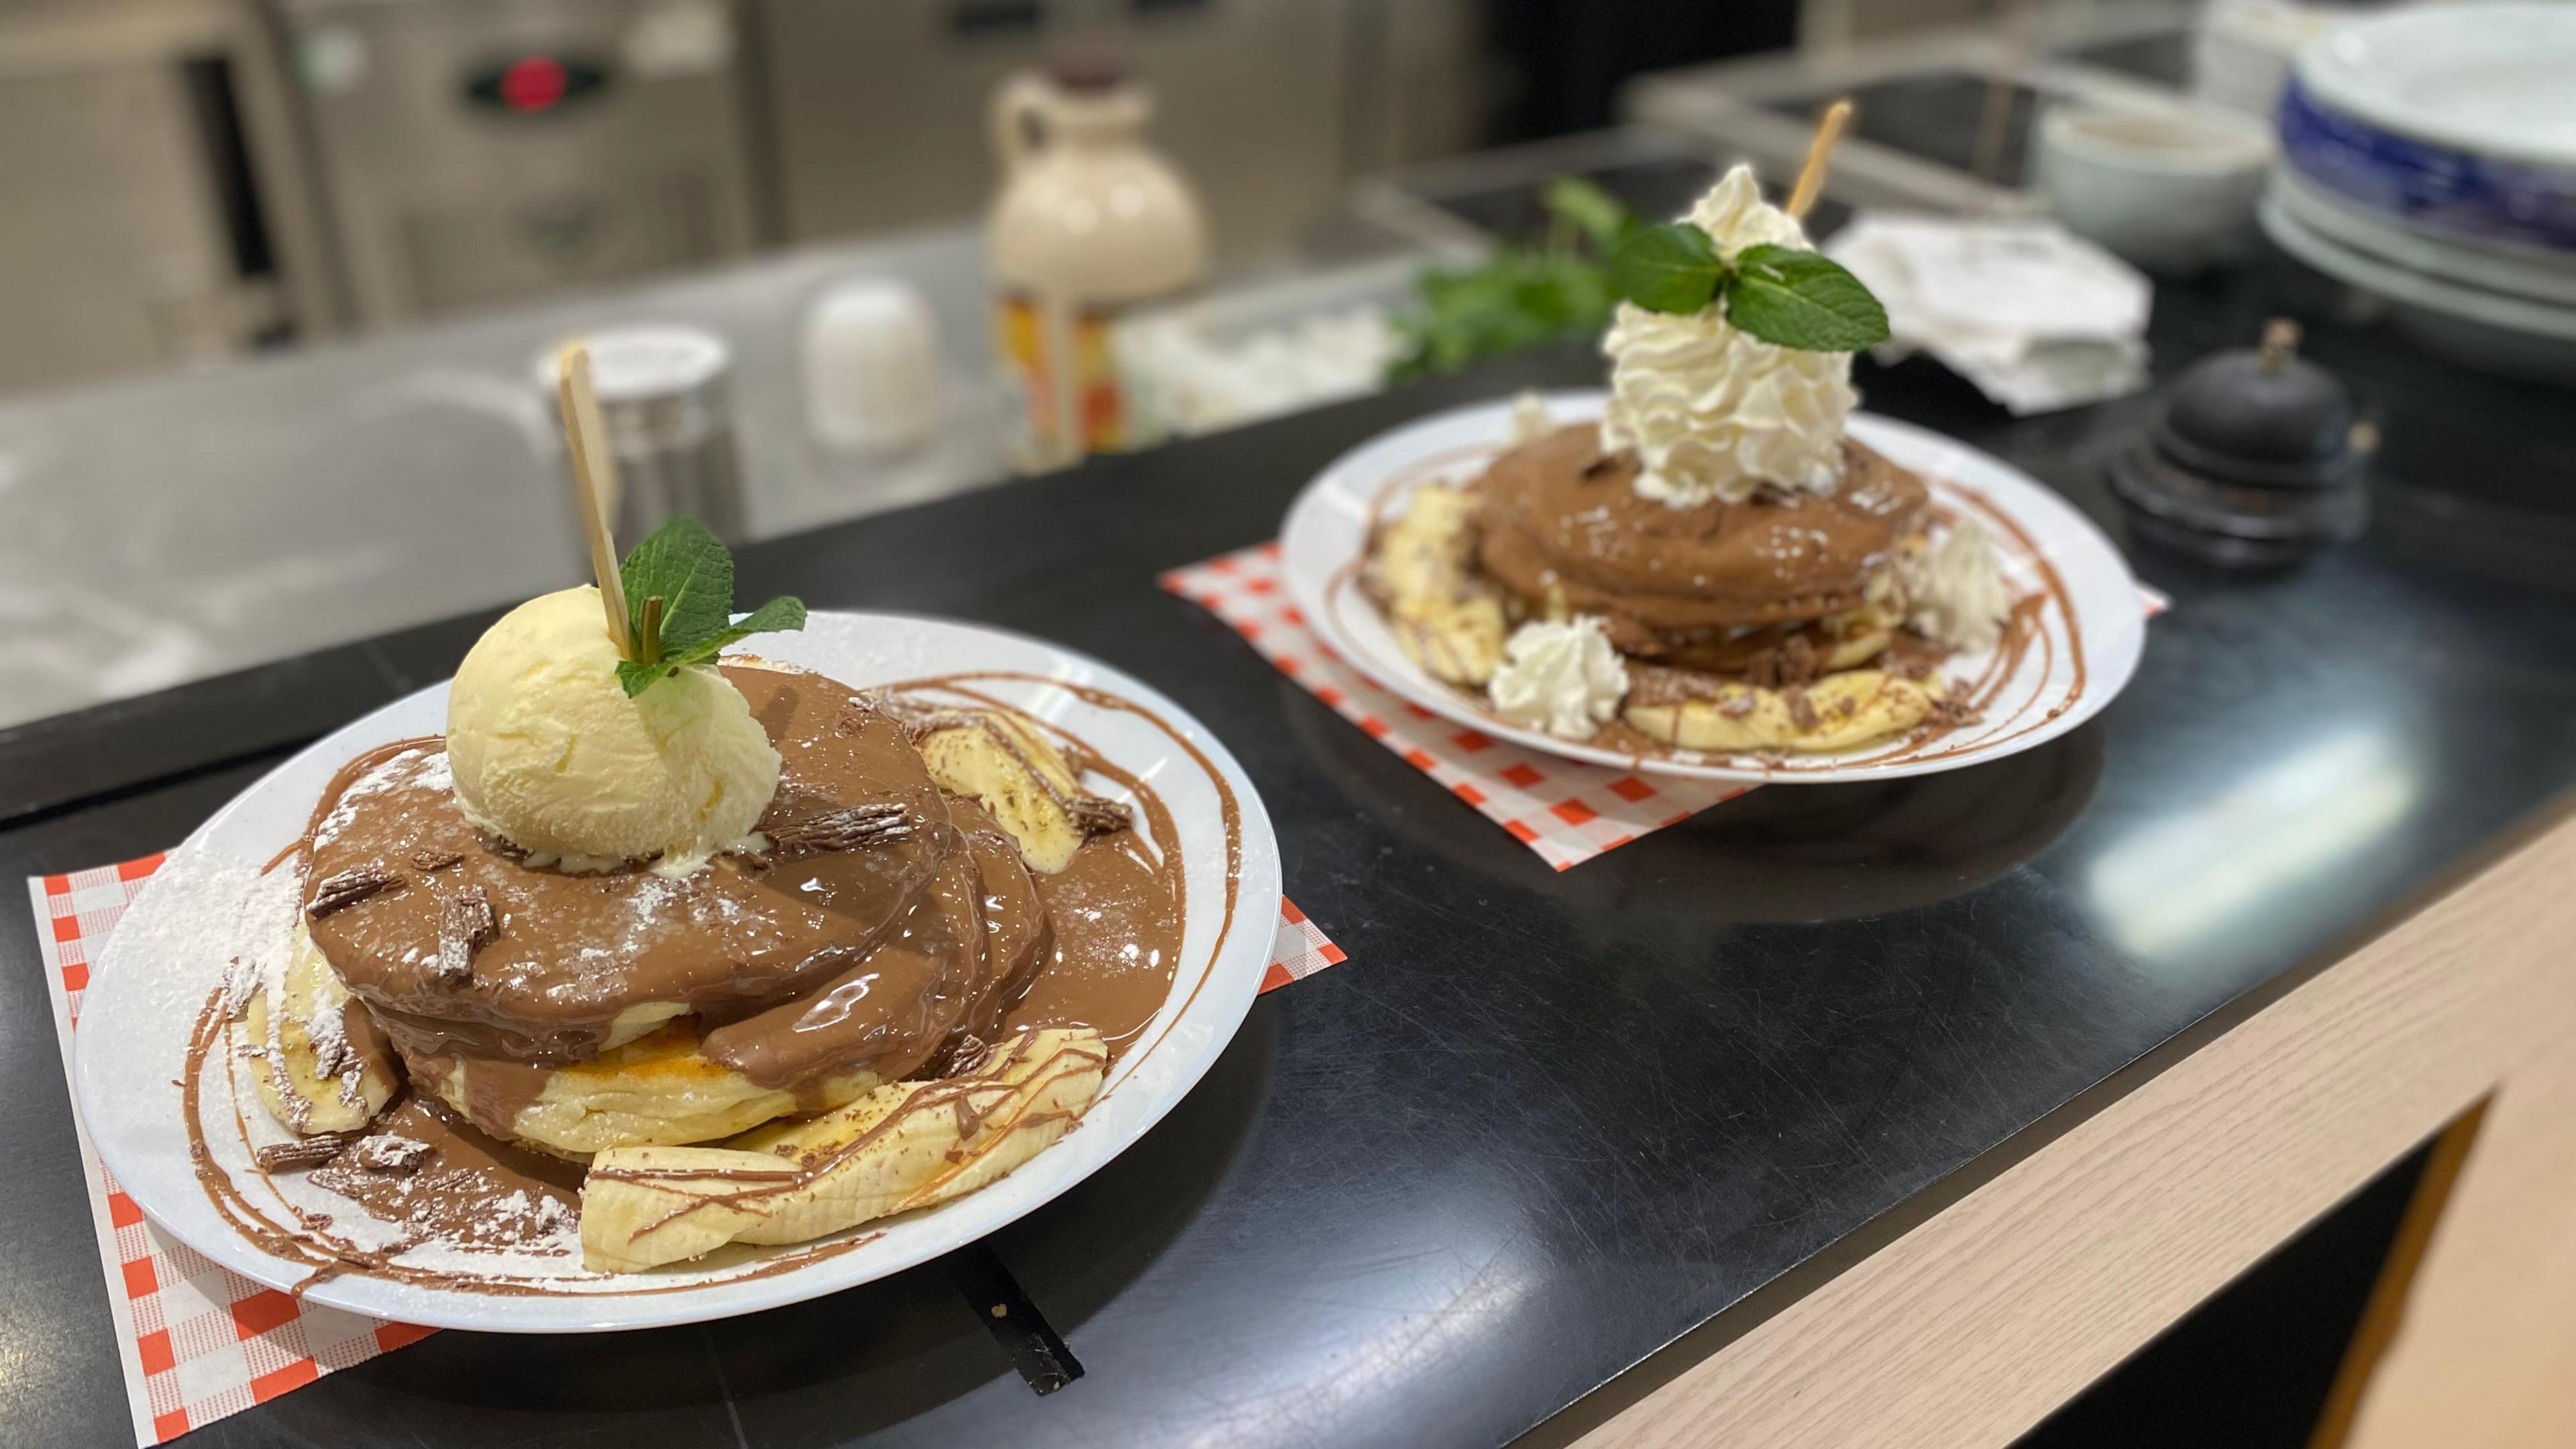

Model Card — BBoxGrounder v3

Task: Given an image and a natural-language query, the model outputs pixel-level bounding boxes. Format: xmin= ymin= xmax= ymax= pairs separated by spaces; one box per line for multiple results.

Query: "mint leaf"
xmin=619 ymin=518 xmax=733 ymax=657
xmin=615 ymin=598 xmax=807 ymax=696
xmin=1722 ymin=245 xmax=1890 ymax=352
xmin=616 ymin=659 xmax=667 ymax=697
xmin=1609 ymin=223 xmax=1725 ymax=315
xmin=608 ymin=517 xmax=806 ymax=694
xmin=727 ymin=596 xmax=806 ymax=637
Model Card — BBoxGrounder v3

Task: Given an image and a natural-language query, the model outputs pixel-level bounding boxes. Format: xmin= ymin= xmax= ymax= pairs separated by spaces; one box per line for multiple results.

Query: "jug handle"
xmin=991 ymin=72 xmax=1051 ymax=173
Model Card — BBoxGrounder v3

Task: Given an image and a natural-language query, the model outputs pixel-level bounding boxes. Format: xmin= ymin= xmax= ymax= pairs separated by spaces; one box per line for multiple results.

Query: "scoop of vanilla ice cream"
xmin=447 ymin=586 xmax=780 ymax=872
xmin=1600 ymin=165 xmax=1858 ymax=507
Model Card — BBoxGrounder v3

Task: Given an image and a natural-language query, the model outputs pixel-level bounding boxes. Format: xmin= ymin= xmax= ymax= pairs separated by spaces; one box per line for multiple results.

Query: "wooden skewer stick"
xmin=1787 ymin=99 xmax=1854 ymax=221
xmin=1969 ymin=0 xmax=2039 ymax=227
xmin=554 ymin=341 xmax=634 ymax=659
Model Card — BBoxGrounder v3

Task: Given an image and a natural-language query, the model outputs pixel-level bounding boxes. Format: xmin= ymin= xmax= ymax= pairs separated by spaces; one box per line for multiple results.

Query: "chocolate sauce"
xmin=1011 ymin=826 xmax=1181 ymax=1054
xmin=1476 ymin=425 xmax=1929 ymax=642
xmin=307 ymin=1095 xmax=582 ymax=1252
xmin=888 ymin=674 xmax=1230 ymax=1065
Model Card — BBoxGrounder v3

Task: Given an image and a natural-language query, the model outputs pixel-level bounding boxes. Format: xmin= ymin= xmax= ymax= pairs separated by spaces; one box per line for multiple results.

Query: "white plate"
xmin=72 ymin=612 xmax=1281 ymax=1332
xmin=2260 ymin=192 xmax=2576 ymax=381
xmin=2298 ymin=2 xmax=2576 ymax=167
xmin=2270 ymin=170 xmax=2576 ymax=305
xmin=1281 ymin=392 xmax=2145 ymax=784
xmin=2261 ymin=189 xmax=2576 ymax=333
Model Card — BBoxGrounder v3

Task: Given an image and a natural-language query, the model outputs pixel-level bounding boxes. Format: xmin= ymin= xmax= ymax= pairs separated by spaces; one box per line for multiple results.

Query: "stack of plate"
xmin=2262 ymin=3 xmax=2576 ymax=380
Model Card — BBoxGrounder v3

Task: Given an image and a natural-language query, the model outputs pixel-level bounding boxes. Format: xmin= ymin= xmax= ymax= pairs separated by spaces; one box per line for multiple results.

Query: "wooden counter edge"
xmin=1554 ymin=805 xmax=2576 ymax=1449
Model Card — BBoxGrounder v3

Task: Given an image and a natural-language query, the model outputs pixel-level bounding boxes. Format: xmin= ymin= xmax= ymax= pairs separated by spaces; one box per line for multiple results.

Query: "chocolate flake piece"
xmin=433 ymin=886 xmax=498 ymax=985
xmin=1784 ymin=688 xmax=1820 ymax=731
xmin=767 ymin=803 xmax=913 ymax=855
xmin=308 ymin=866 xmax=401 ymax=919
xmin=1069 ymin=796 xmax=1132 ymax=835
xmin=411 ymin=849 xmax=464 ymax=872
xmin=348 ymin=1136 xmax=433 ymax=1176
xmin=255 ymin=1131 xmax=363 ymax=1171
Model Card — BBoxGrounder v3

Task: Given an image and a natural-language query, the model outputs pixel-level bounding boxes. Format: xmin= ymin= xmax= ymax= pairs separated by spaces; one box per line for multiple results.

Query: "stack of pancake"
xmin=1366 ymin=421 xmax=1961 ymax=753
xmin=246 ymin=663 xmax=1159 ymax=1271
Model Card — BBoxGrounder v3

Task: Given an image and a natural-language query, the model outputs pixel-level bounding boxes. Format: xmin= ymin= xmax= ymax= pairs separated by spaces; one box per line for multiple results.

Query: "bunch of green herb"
xmin=612 ymin=517 xmax=806 ymax=696
xmin=1387 ymin=178 xmax=1638 ymax=381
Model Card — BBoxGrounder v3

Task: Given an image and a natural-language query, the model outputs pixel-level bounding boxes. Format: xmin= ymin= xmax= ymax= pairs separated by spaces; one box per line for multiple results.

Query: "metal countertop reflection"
xmin=0 ymin=225 xmax=1008 ymax=731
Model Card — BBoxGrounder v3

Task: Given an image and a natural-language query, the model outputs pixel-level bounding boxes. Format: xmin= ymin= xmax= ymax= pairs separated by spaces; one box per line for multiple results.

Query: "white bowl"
xmin=2034 ymin=101 xmax=2275 ymax=274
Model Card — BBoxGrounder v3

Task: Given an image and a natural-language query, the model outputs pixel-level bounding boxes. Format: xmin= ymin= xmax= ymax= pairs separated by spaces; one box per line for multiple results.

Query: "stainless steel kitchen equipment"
xmin=0 ymin=0 xmax=337 ymax=393
xmin=274 ymin=0 xmax=762 ymax=326
xmin=1625 ymin=1 xmax=2206 ymax=217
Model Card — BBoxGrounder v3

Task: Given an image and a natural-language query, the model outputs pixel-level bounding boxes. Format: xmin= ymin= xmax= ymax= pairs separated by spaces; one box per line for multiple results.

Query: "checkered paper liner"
xmin=1163 ymin=543 xmax=2171 ymax=873
xmin=32 ymin=857 xmax=1340 ymax=1447
xmin=1164 ymin=543 xmax=1755 ymax=871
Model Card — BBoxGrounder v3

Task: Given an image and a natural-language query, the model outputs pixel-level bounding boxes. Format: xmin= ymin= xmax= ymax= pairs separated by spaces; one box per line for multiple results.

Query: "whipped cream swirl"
xmin=1488 ymin=616 xmax=1629 ymax=741
xmin=1901 ymin=517 xmax=2013 ymax=651
xmin=1600 ymin=165 xmax=1858 ymax=507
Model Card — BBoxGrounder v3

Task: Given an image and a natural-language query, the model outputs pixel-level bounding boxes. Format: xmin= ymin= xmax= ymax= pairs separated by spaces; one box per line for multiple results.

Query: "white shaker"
xmin=802 ymin=278 xmax=941 ymax=456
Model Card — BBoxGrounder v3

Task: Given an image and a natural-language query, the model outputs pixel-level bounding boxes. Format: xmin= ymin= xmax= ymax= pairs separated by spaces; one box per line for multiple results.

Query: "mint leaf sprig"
xmin=1608 ymin=225 xmax=1890 ymax=353
xmin=612 ymin=517 xmax=807 ymax=697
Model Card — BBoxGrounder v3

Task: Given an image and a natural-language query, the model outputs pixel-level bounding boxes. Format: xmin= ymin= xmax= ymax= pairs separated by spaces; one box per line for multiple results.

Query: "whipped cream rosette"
xmin=1601 ymin=166 xmax=1858 ymax=506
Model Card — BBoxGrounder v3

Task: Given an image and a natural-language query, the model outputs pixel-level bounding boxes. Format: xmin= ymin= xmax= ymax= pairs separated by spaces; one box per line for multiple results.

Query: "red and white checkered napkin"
xmin=1163 ymin=543 xmax=1755 ymax=871
xmin=30 ymin=857 xmax=1342 ymax=1447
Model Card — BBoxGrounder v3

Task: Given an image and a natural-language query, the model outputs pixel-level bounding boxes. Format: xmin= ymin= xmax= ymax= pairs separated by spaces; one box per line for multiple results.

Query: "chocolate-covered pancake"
xmin=305 ymin=660 xmax=1181 ymax=1114
xmin=1473 ymin=423 xmax=1929 ymax=647
xmin=307 ymin=667 xmax=1004 ymax=1097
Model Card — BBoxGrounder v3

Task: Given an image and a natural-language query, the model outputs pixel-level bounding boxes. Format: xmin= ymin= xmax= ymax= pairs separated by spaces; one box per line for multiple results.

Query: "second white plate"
xmin=1280 ymin=392 xmax=2145 ymax=784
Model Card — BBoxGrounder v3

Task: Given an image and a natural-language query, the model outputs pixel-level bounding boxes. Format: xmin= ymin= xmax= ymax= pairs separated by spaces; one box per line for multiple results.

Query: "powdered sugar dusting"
xmin=313 ymin=748 xmax=434 ymax=849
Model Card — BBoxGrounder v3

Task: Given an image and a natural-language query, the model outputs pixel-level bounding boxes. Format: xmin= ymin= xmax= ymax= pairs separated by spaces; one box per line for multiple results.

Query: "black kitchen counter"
xmin=5 ymin=253 xmax=2576 ymax=1449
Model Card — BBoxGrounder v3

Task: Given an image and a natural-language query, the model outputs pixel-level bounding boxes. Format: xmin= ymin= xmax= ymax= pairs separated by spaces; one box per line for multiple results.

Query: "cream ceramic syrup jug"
xmin=987 ymin=60 xmax=1208 ymax=466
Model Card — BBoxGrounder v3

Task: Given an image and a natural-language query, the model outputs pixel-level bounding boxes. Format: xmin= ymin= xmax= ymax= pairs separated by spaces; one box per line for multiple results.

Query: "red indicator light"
xmin=498 ymin=55 xmax=569 ymax=113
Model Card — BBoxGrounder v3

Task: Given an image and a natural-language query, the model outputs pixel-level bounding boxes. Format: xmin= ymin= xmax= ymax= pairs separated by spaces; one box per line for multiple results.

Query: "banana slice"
xmin=916 ymin=708 xmax=1117 ymax=873
xmin=578 ymin=1028 xmax=1108 ymax=1272
xmin=246 ymin=923 xmax=399 ymax=1136
xmin=1625 ymin=668 xmax=1946 ymax=754
xmin=1363 ymin=484 xmax=1507 ymax=687
xmin=425 ymin=1021 xmax=880 ymax=1159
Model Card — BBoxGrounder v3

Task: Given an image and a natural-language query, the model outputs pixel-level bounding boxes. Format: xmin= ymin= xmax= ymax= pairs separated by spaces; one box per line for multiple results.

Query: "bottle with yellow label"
xmin=987 ymin=58 xmax=1208 ymax=468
